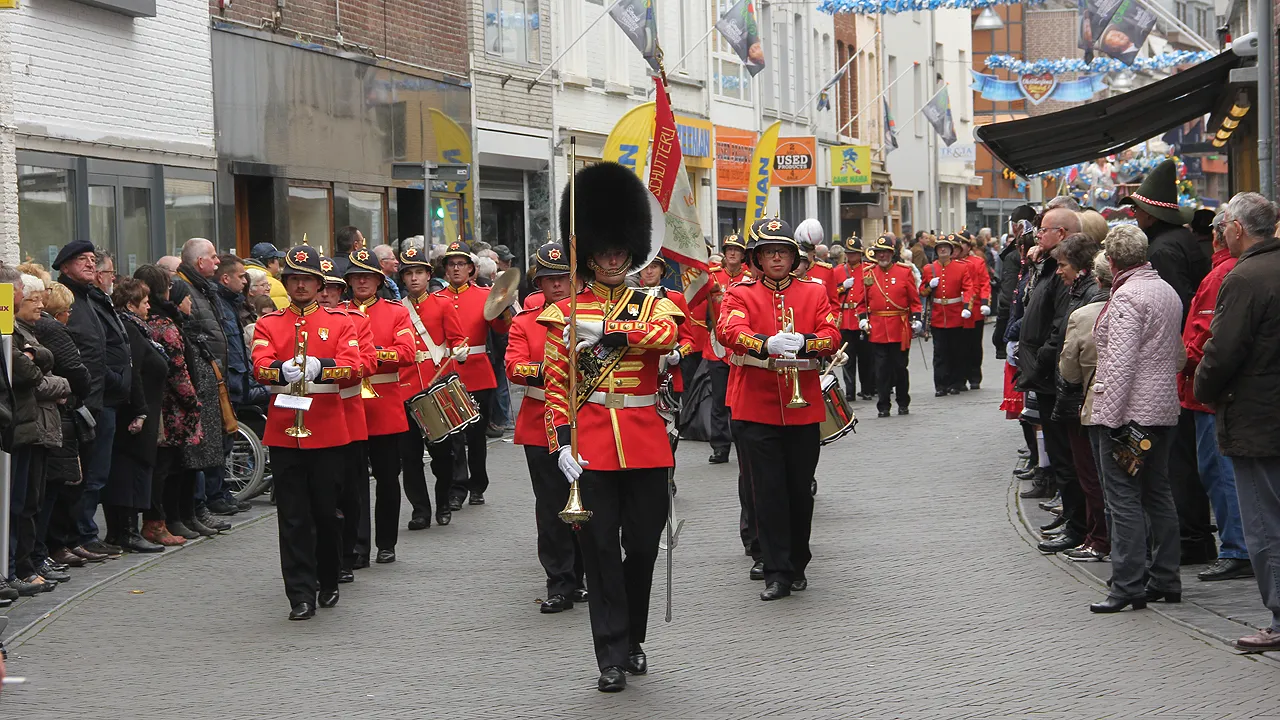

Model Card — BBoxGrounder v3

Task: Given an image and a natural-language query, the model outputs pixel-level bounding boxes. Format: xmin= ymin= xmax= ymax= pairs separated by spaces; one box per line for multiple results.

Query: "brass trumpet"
xmin=559 ymin=135 xmax=592 ymax=528
xmin=284 ymin=322 xmax=313 ymax=438
xmin=782 ymin=308 xmax=809 ymax=409
xmin=359 ymin=376 xmax=380 ymax=399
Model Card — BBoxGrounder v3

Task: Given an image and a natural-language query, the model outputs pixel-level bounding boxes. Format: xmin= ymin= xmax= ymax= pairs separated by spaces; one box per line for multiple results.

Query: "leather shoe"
xmin=121 ymin=531 xmax=164 ymax=553
xmin=52 ymin=548 xmax=87 ymax=567
xmin=1040 ymin=515 xmax=1067 ymax=533
xmin=1236 ymin=628 xmax=1280 ymax=653
xmin=760 ymin=581 xmax=791 ymax=601
xmin=877 ymin=410 xmax=890 ymax=418
xmin=319 ymin=590 xmax=339 ymax=608
xmin=469 ymin=492 xmax=485 ymax=506
xmin=1037 ymin=534 xmax=1083 ymax=553
xmin=540 ymin=594 xmax=574 ymax=613
xmin=749 ymin=561 xmax=764 ymax=581
xmin=597 ymin=667 xmax=627 ymax=693
xmin=935 ymin=390 xmax=949 ymax=397
xmin=82 ymin=540 xmax=122 ymax=557
xmin=337 ymin=569 xmax=355 ymax=584
xmin=236 ymin=499 xmax=253 ymax=512
xmin=376 ymin=549 xmax=396 ymax=564
xmin=1014 ymin=467 xmax=1037 ymax=480
xmin=436 ymin=510 xmax=452 ymax=526
xmin=572 ymin=588 xmax=589 ymax=604
xmin=353 ymin=554 xmax=370 ymax=569
xmin=207 ymin=499 xmax=240 ymax=516
xmin=289 ymin=602 xmax=315 ymax=620
xmin=1144 ymin=588 xmax=1181 ymax=603
xmin=897 ymin=407 xmax=909 ymax=415
xmin=38 ymin=561 xmax=71 ymax=583
xmin=166 ymin=520 xmax=200 ymax=540
xmin=1020 ymin=482 xmax=1054 ymax=499
xmin=70 ymin=545 xmax=109 ymax=563
xmin=625 ymin=643 xmax=647 ymax=675
xmin=791 ymin=577 xmax=808 ymax=592
xmin=810 ymin=479 xmax=817 ymax=497
xmin=1089 ymin=595 xmax=1146 ymax=613
xmin=1197 ymin=557 xmax=1253 ymax=582
xmin=448 ymin=497 xmax=465 ymax=512
xmin=708 ymin=450 xmax=729 ymax=464
xmin=407 ymin=515 xmax=429 ymax=531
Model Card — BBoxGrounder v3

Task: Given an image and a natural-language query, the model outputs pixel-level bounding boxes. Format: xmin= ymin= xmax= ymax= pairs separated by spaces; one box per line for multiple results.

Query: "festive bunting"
xmin=984 ymin=51 xmax=1216 ymax=75
xmin=819 ymin=0 xmax=1043 ymax=14
xmin=970 ymin=71 xmax=1108 ymax=104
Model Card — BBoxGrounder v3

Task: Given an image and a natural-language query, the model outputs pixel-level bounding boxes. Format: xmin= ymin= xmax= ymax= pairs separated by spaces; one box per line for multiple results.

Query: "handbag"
xmin=209 ymin=360 xmax=239 ymax=434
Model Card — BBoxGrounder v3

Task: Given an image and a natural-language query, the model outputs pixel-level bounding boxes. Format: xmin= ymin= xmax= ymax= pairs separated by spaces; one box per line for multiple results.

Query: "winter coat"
xmin=32 ymin=314 xmax=92 ymax=408
xmin=17 ymin=319 xmax=70 ymax=448
xmin=1194 ymin=237 xmax=1280 ymax=457
xmin=104 ymin=313 xmax=168 ymax=510
xmin=182 ymin=342 xmax=224 ymax=470
xmin=1145 ymin=220 xmax=1211 ymax=321
xmin=1092 ymin=264 xmax=1185 ymax=429
xmin=1179 ymin=248 xmax=1236 ymax=414
xmin=59 ymin=275 xmax=131 ymax=411
xmin=995 ymin=242 xmax=1022 ymax=330
xmin=11 ymin=322 xmax=50 ymax=448
xmin=214 ymin=284 xmax=252 ymax=405
xmin=1015 ymin=254 xmax=1071 ymax=396
xmin=146 ymin=312 xmax=203 ymax=449
xmin=1058 ymin=301 xmax=1105 ymax=425
xmin=177 ymin=264 xmax=230 ymax=373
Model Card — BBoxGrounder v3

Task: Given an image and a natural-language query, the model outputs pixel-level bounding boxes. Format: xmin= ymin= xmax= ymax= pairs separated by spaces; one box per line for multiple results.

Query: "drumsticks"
xmin=820 ymin=342 xmax=849 ymax=380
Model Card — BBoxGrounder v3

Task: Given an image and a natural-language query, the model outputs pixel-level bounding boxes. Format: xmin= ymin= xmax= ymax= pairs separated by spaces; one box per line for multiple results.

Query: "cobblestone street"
xmin=3 ymin=351 xmax=1278 ymax=718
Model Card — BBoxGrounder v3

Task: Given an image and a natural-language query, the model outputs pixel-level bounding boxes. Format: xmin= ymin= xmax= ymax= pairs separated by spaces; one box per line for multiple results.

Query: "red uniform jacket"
xmin=251 ymin=303 xmax=361 ymax=449
xmin=717 ymin=275 xmax=840 ymax=426
xmin=523 ymin=291 xmax=544 ymax=311
xmin=855 ymin=263 xmax=923 ymax=350
xmin=349 ymin=296 xmax=416 ymax=436
xmin=399 ymin=292 xmax=467 ymax=400
xmin=804 ymin=260 xmax=840 ymax=308
xmin=960 ymin=255 xmax=991 ymax=328
xmin=832 ymin=261 xmax=871 ymax=330
xmin=702 ymin=264 xmax=753 ymax=362
xmin=537 ymin=283 xmax=683 ymax=470
xmin=506 ymin=304 xmax=550 ymax=447
xmin=1180 ymin=248 xmax=1237 ymax=413
xmin=921 ymin=260 xmax=971 ymax=329
xmin=330 ymin=306 xmax=374 ymax=443
xmin=435 ymin=282 xmax=512 ymax=392
xmin=647 ymin=286 xmax=697 ymax=392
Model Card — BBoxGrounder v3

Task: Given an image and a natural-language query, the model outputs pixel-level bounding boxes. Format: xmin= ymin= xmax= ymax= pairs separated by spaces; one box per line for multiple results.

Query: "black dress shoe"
xmin=625 ymin=643 xmax=647 ymax=675
xmin=708 ymin=450 xmax=729 ymax=464
xmin=376 ymin=549 xmax=396 ymax=564
xmin=948 ymin=388 xmax=961 ymax=395
xmin=469 ymin=492 xmax=486 ymax=506
xmin=598 ymin=667 xmax=627 ymax=693
xmin=935 ymin=390 xmax=949 ymax=397
xmin=760 ymin=581 xmax=791 ymax=601
xmin=572 ymin=588 xmax=589 ymax=603
xmin=1037 ymin=534 xmax=1083 ymax=553
xmin=1089 ymin=595 xmax=1146 ymax=613
xmin=1020 ymin=482 xmax=1054 ymax=499
xmin=337 ymin=569 xmax=355 ymax=584
xmin=810 ymin=479 xmax=817 ymax=497
xmin=38 ymin=561 xmax=71 ymax=583
xmin=407 ymin=515 xmax=429 ymax=531
xmin=289 ymin=602 xmax=315 ymax=620
xmin=969 ymin=383 xmax=980 ymax=390
xmin=749 ymin=561 xmax=764 ymax=581
xmin=1145 ymin=588 xmax=1182 ymax=603
xmin=540 ymin=594 xmax=574 ymax=613
xmin=353 ymin=554 xmax=370 ymax=569
xmin=448 ymin=497 xmax=464 ymax=512
xmin=1198 ymin=557 xmax=1253 ymax=581
xmin=791 ymin=577 xmax=808 ymax=592
xmin=121 ymin=531 xmax=164 ymax=553
xmin=436 ymin=510 xmax=451 ymax=526
xmin=82 ymin=540 xmax=122 ymax=557
xmin=319 ymin=590 xmax=339 ymax=608
xmin=897 ymin=407 xmax=909 ymax=415
xmin=1014 ymin=467 xmax=1037 ymax=480
xmin=877 ymin=410 xmax=890 ymax=418
xmin=1040 ymin=515 xmax=1067 ymax=532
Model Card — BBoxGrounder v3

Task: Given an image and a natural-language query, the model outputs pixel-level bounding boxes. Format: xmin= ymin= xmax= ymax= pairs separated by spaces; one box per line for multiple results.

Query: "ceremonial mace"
xmin=558 ymin=136 xmax=591 ymax=528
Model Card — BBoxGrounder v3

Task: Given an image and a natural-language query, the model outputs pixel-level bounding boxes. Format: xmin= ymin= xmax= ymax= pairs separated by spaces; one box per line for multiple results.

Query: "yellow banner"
xmin=830 ymin=144 xmax=872 ymax=186
xmin=747 ymin=121 xmax=781 ymax=221
xmin=429 ymin=108 xmax=473 ymax=242
xmin=603 ymin=103 xmax=656 ymax=180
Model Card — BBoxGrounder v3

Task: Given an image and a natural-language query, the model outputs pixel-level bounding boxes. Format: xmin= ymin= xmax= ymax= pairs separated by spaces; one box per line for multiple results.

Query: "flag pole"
xmin=895 ymin=83 xmax=949 ymax=131
xmin=839 ymin=62 xmax=917 ymax=137
xmin=528 ymin=0 xmax=626 ymax=91
xmin=799 ymin=31 xmax=879 ymax=120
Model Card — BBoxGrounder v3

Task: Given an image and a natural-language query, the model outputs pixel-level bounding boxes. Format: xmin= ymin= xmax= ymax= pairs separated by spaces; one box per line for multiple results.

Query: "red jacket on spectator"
xmin=1179 ymin=247 xmax=1236 ymax=413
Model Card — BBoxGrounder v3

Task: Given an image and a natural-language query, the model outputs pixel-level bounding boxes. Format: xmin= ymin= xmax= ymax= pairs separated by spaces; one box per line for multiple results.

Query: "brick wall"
xmin=1024 ymin=8 xmax=1085 ymax=117
xmin=211 ymin=0 xmax=468 ymax=77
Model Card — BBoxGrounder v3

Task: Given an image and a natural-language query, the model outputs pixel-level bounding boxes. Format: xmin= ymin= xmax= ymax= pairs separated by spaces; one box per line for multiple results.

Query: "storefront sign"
xmin=676 ymin=116 xmax=714 ymax=169
xmin=0 ymin=283 xmax=13 ymax=335
xmin=830 ymin=145 xmax=872 ymax=186
xmin=747 ymin=121 xmax=781 ymax=220
xmin=715 ymin=125 xmax=756 ymax=203
xmin=772 ymin=136 xmax=817 ymax=187
xmin=939 ymin=143 xmax=976 ymax=162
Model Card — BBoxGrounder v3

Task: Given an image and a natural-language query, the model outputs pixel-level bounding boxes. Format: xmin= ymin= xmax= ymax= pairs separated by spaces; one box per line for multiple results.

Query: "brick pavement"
xmin=4 ymin=346 xmax=1280 ymax=718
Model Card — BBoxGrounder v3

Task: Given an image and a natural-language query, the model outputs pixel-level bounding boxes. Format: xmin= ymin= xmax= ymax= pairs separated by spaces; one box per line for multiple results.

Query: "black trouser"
xmin=449 ymin=389 xmax=494 ymax=501
xmin=1040 ymin=396 xmax=1087 ymax=538
xmin=14 ymin=447 xmax=46 ymax=579
xmin=340 ymin=440 xmax=371 ymax=569
xmin=401 ymin=411 xmax=458 ymax=521
xmin=1170 ymin=407 xmax=1214 ymax=555
xmin=735 ymin=424 xmax=759 ymax=559
xmin=706 ymin=360 xmax=733 ymax=455
xmin=524 ymin=446 xmax=585 ymax=598
xmin=576 ymin=467 xmax=667 ymax=671
xmin=964 ymin=323 xmax=985 ymax=387
xmin=931 ymin=326 xmax=963 ymax=392
xmin=840 ymin=329 xmax=875 ymax=397
xmin=144 ymin=446 xmax=181 ymax=522
xmin=872 ymin=342 xmax=910 ymax=413
xmin=368 ymin=433 xmax=403 ymax=551
xmin=733 ymin=421 xmax=819 ymax=585
xmin=272 ymin=445 xmax=344 ymax=607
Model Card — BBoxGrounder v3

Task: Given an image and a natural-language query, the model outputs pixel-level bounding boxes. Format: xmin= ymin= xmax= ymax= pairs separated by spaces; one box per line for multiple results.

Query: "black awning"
xmin=975 ymin=51 xmax=1242 ymax=177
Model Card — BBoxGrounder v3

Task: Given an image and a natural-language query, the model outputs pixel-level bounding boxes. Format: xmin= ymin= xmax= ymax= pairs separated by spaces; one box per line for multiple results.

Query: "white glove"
xmin=303 ymin=356 xmax=322 ymax=381
xmin=980 ymin=304 xmax=991 ymax=316
xmin=830 ymin=349 xmax=848 ymax=368
xmin=664 ymin=349 xmax=682 ymax=365
xmin=842 ymin=278 xmax=855 ymax=290
xmin=766 ymin=332 xmax=805 ymax=356
xmin=557 ymin=446 xmax=589 ymax=484
xmin=564 ymin=319 xmax=605 ymax=352
xmin=961 ymin=309 xmax=972 ymax=320
xmin=929 ymin=277 xmax=940 ymax=289
xmin=453 ymin=344 xmax=471 ymax=363
xmin=859 ymin=318 xmax=871 ymax=333
xmin=911 ymin=320 xmax=923 ymax=333
xmin=281 ymin=359 xmax=303 ymax=384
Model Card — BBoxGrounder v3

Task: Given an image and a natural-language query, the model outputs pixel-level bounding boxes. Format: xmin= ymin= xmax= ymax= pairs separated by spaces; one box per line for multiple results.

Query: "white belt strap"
xmin=268 ymin=384 xmax=340 ymax=395
xmin=729 ymin=354 xmax=820 ymax=371
xmin=368 ymin=372 xmax=399 ymax=384
xmin=340 ymin=385 xmax=362 ymax=399
xmin=586 ymin=391 xmax=656 ymax=409
xmin=933 ymin=297 xmax=963 ymax=305
xmin=524 ymin=386 xmax=546 ymax=402
xmin=401 ymin=298 xmax=447 ymax=364
xmin=465 ymin=345 xmax=488 ymax=355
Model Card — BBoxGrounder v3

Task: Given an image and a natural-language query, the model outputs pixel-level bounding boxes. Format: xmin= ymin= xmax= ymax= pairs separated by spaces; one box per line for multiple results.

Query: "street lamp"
xmin=973 ymin=7 xmax=1004 ymax=30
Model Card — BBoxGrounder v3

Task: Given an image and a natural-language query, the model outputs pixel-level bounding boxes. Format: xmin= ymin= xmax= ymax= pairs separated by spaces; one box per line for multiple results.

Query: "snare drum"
xmin=819 ymin=374 xmax=857 ymax=446
xmin=406 ymin=373 xmax=482 ymax=443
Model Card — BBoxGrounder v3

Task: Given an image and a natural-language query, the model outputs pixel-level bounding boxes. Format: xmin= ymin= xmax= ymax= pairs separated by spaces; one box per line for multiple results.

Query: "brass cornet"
xmin=284 ymin=322 xmax=312 ymax=438
xmin=359 ymin=376 xmax=380 ymax=399
xmin=781 ymin=308 xmax=809 ymax=409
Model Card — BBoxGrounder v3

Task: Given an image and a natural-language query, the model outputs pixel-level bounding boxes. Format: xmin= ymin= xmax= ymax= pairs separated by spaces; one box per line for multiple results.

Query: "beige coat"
xmin=1058 ymin=301 xmax=1104 ymax=425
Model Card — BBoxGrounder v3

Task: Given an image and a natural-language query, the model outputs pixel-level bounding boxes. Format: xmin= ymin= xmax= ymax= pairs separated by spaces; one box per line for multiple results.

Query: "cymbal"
xmin=484 ymin=267 xmax=522 ymax=320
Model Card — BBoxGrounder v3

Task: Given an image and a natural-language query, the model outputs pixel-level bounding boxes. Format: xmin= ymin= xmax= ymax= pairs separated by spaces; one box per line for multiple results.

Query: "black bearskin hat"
xmin=559 ymin=162 xmax=656 ymax=277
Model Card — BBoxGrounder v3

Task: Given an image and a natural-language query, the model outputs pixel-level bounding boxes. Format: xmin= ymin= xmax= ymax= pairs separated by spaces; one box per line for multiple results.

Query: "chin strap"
xmin=587 ymin=255 xmax=632 ymax=280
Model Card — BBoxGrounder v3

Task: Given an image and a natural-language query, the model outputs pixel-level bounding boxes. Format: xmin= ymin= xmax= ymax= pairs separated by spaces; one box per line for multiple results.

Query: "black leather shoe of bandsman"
xmin=1037 ymin=534 xmax=1083 ymax=554
xmin=289 ymin=602 xmax=315 ymax=620
xmin=469 ymin=492 xmax=486 ymax=506
xmin=1089 ymin=595 xmax=1146 ymax=613
xmin=877 ymin=411 xmax=890 ymax=418
xmin=810 ymin=479 xmax=817 ymax=497
xmin=540 ymin=594 xmax=574 ymax=613
xmin=376 ymin=549 xmax=396 ymax=564
xmin=572 ymin=588 xmax=589 ymax=604
xmin=760 ymin=581 xmax=791 ymax=601
xmin=337 ymin=569 xmax=355 ymax=584
xmin=625 ymin=644 xmax=647 ymax=675
xmin=1144 ymin=588 xmax=1182 ymax=603
xmin=935 ymin=390 xmax=949 ymax=397
xmin=407 ymin=515 xmax=429 ymax=531
xmin=791 ymin=578 xmax=808 ymax=592
xmin=449 ymin=497 xmax=465 ymax=512
xmin=897 ymin=407 xmax=909 ymax=415
xmin=436 ymin=511 xmax=452 ymax=527
xmin=708 ymin=451 xmax=729 ymax=464
xmin=597 ymin=667 xmax=627 ymax=693
xmin=353 ymin=554 xmax=370 ymax=569
xmin=319 ymin=590 xmax=339 ymax=608
xmin=1198 ymin=557 xmax=1254 ymax=582
xmin=749 ymin=561 xmax=764 ymax=581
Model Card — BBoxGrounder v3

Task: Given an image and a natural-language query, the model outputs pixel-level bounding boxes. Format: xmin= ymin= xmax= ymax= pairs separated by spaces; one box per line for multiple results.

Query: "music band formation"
xmin=253 ymin=158 xmax=987 ymax=694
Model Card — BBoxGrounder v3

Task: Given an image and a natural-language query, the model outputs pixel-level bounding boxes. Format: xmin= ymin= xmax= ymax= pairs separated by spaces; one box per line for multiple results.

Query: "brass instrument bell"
xmin=285 ymin=322 xmax=313 ymax=438
xmin=781 ymin=308 xmax=809 ymax=409
xmin=360 ymin=376 xmax=380 ymax=399
xmin=559 ymin=478 xmax=592 ymax=527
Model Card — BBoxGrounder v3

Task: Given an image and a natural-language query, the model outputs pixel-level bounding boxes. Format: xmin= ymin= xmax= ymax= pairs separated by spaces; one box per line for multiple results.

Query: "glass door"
xmin=121 ymin=183 xmax=152 ymax=276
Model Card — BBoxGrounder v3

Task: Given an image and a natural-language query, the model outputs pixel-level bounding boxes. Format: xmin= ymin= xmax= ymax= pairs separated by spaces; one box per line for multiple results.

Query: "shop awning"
xmin=975 ymin=51 xmax=1243 ymax=177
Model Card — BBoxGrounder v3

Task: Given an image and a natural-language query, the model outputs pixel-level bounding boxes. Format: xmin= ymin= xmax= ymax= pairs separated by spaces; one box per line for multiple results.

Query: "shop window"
xmin=348 ymin=191 xmax=386 ymax=247
xmin=89 ymin=185 xmax=117 ymax=251
xmin=714 ymin=0 xmax=754 ymax=103
xmin=121 ymin=187 xmax=152 ymax=276
xmin=17 ymin=165 xmax=76 ymax=268
xmin=288 ymin=185 xmax=333 ymax=255
xmin=485 ymin=0 xmax=541 ymax=64
xmin=164 ymin=179 xmax=215 ymax=254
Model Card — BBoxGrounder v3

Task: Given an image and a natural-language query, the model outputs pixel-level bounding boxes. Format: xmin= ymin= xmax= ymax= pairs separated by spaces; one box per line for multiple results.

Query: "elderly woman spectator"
xmin=103 ymin=278 xmax=167 ymax=553
xmin=1088 ymin=224 xmax=1186 ymax=613
xmin=1056 ymin=249 xmax=1112 ymax=563
xmin=1079 ymin=210 xmax=1109 ymax=246
xmin=246 ymin=266 xmax=272 ymax=301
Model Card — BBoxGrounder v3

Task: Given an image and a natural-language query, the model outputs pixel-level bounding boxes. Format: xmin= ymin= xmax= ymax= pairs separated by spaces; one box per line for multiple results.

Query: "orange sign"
xmin=772 ymin=136 xmax=817 ymax=187
xmin=715 ymin=125 xmax=756 ymax=203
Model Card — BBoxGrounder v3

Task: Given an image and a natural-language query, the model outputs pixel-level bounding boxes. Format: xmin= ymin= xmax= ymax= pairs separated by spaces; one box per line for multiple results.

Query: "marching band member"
xmin=435 ymin=240 xmax=514 ymax=509
xmin=955 ymin=232 xmax=992 ymax=391
xmin=703 ymin=233 xmax=752 ymax=465
xmin=344 ymin=248 xmax=417 ymax=564
xmin=832 ymin=235 xmax=876 ymax=400
xmin=921 ymin=234 xmax=972 ymax=396
xmin=397 ymin=242 xmax=468 ymax=529
xmin=636 ymin=256 xmax=698 ymax=495
xmin=251 ymin=244 xmax=360 ymax=620
xmin=855 ymin=236 xmax=923 ymax=418
xmin=718 ymin=217 xmax=840 ymax=601
xmin=506 ymin=242 xmax=586 ymax=614
xmin=540 ymin=162 xmax=681 ymax=693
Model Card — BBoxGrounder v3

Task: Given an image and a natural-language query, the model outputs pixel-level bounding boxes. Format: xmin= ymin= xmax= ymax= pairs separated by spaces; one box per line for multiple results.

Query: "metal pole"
xmin=895 ymin=83 xmax=948 ymax=131
xmin=800 ymin=31 xmax=880 ymax=119
xmin=840 ymin=63 xmax=918 ymax=137
xmin=529 ymin=0 xmax=626 ymax=91
xmin=1257 ymin=0 xmax=1275 ymax=199
xmin=0 ymin=335 xmax=10 ymax=581
xmin=665 ymin=23 xmax=718 ymax=77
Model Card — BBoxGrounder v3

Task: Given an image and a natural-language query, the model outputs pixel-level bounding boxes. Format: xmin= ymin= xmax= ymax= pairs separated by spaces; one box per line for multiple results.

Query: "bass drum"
xmin=406 ymin=373 xmax=482 ymax=443
xmin=819 ymin=374 xmax=857 ymax=446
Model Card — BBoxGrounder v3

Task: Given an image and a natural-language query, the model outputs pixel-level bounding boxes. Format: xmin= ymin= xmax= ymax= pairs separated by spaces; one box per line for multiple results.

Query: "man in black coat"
xmin=1194 ymin=192 xmax=1280 ymax=653
xmin=994 ymin=205 xmax=1037 ymax=360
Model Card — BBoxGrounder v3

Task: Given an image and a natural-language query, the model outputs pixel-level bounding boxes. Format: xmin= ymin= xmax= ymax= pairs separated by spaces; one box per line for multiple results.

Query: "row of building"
xmin=0 ymin=0 xmax=1268 ymax=274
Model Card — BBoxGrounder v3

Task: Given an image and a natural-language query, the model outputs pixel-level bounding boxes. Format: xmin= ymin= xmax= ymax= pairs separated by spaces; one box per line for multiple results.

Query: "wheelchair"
xmin=225 ymin=405 xmax=271 ymax=502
